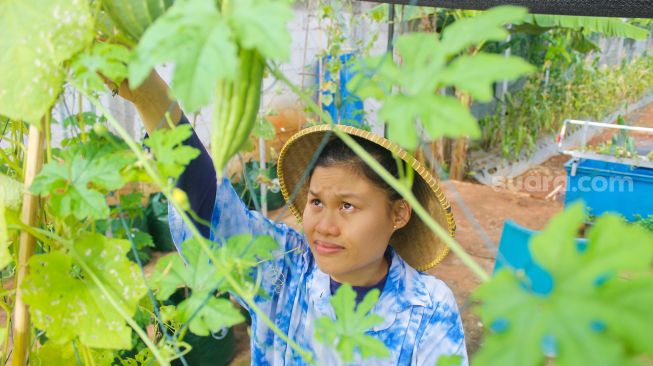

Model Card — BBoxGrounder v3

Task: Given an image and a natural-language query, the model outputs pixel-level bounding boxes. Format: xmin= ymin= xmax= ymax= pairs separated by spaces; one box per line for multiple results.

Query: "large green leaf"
xmin=0 ymin=0 xmax=94 ymax=124
xmin=349 ymin=6 xmax=533 ymax=151
xmin=438 ymin=54 xmax=535 ymax=102
xmin=22 ymin=233 xmax=148 ymax=349
xmin=229 ymin=0 xmax=293 ymax=61
xmin=518 ymin=14 xmax=649 ymax=40
xmin=30 ymin=142 xmax=133 ymax=220
xmin=473 ymin=204 xmax=653 ymax=366
xmin=440 ymin=6 xmax=528 ymax=56
xmin=315 ymin=285 xmax=390 ymax=363
xmin=69 ymin=42 xmax=131 ymax=93
xmin=129 ymin=0 xmax=238 ymax=113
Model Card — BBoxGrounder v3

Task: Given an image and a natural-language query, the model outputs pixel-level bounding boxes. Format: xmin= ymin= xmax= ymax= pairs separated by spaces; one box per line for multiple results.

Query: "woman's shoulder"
xmin=392 ymin=252 xmax=458 ymax=311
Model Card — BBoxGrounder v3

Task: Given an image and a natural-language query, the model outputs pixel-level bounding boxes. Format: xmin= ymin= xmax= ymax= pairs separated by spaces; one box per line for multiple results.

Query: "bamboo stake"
xmin=12 ymin=122 xmax=45 ymax=366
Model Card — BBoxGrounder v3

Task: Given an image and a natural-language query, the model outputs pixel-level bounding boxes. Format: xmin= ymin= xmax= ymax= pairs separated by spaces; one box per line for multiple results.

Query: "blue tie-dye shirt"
xmin=169 ymin=176 xmax=468 ymax=365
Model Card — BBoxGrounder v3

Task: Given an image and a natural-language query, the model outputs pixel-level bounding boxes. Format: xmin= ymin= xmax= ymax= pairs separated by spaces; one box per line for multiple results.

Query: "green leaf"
xmin=0 ymin=174 xmax=22 ymax=210
xmin=379 ymin=94 xmax=480 ymax=150
xmin=215 ymin=234 xmax=278 ymax=293
xmin=144 ymin=124 xmax=200 ymax=182
xmin=473 ymin=204 xmax=653 ymax=366
xmin=130 ymin=0 xmax=238 ymax=113
xmin=440 ymin=6 xmax=528 ymax=56
xmin=31 ymin=341 xmax=115 ymax=366
xmin=30 ymin=142 xmax=133 ymax=220
xmin=520 ymin=14 xmax=649 ymax=40
xmin=150 ymin=238 xmax=220 ymax=301
xmin=0 ymin=206 xmax=12 ymax=271
xmin=439 ymin=54 xmax=534 ymax=102
xmin=252 ymin=117 xmax=276 ymax=140
xmin=175 ymin=293 xmax=244 ymax=336
xmin=69 ymin=42 xmax=131 ymax=92
xmin=0 ymin=0 xmax=94 ymax=124
xmin=22 ymin=233 xmax=148 ymax=349
xmin=315 ymin=285 xmax=390 ymax=363
xmin=229 ymin=0 xmax=293 ymax=61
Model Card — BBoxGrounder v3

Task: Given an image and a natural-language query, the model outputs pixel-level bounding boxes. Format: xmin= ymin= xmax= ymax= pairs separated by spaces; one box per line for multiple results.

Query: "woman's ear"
xmin=391 ymin=199 xmax=412 ymax=230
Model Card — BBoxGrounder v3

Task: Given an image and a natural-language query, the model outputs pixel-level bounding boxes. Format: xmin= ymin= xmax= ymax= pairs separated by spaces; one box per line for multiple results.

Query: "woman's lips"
xmin=314 ymin=240 xmax=345 ymax=255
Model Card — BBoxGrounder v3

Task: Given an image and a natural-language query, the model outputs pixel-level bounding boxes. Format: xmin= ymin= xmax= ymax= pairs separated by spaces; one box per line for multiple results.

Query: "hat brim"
xmin=277 ymin=124 xmax=455 ymax=271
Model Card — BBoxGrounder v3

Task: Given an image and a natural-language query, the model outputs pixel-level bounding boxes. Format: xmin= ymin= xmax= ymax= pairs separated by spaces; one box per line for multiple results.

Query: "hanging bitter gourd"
xmin=212 ymin=48 xmax=265 ymax=177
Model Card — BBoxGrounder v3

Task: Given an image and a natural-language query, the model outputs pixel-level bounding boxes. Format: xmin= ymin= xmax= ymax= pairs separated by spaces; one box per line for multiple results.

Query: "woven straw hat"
xmin=277 ymin=124 xmax=456 ymax=271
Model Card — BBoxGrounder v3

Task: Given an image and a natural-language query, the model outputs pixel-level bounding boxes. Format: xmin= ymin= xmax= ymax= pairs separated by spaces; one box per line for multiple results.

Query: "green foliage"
xmin=130 ymin=0 xmax=292 ymax=113
xmin=473 ymin=203 xmax=653 ymax=365
xmin=517 ymin=14 xmax=649 ymax=40
xmin=479 ymin=55 xmax=653 ymax=158
xmin=437 ymin=354 xmax=463 ymax=366
xmin=69 ymin=42 xmax=131 ymax=93
xmin=315 ymin=285 xmax=390 ymax=363
xmin=30 ymin=138 xmax=134 ymax=220
xmin=350 ymin=6 xmax=534 ymax=151
xmin=31 ymin=342 xmax=115 ymax=366
xmin=143 ymin=124 xmax=200 ymax=182
xmin=22 ymin=233 xmax=148 ymax=349
xmin=150 ymin=234 xmax=277 ymax=335
xmin=0 ymin=174 xmax=22 ymax=211
xmin=0 ymin=0 xmax=94 ymax=124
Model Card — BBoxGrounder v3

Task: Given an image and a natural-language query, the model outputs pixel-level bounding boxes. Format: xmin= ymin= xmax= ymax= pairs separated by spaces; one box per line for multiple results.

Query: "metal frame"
xmin=558 ymin=119 xmax=653 ymax=169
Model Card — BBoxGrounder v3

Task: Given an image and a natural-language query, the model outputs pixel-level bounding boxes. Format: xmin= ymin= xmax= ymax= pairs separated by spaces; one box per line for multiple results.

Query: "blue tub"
xmin=564 ymin=158 xmax=653 ymax=221
xmin=316 ymin=52 xmax=365 ymax=128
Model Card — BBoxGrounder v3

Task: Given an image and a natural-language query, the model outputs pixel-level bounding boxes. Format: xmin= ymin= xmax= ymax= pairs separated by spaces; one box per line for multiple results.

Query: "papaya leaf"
xmin=144 ymin=124 xmax=200 ymax=182
xmin=315 ymin=285 xmax=390 ymax=363
xmin=473 ymin=204 xmax=653 ymax=366
xmin=0 ymin=0 xmax=94 ymax=124
xmin=438 ymin=54 xmax=535 ymax=102
xmin=69 ymin=42 xmax=131 ymax=93
xmin=175 ymin=293 xmax=244 ymax=336
xmin=130 ymin=0 xmax=238 ymax=113
xmin=22 ymin=233 xmax=148 ymax=349
xmin=30 ymin=142 xmax=133 ymax=220
xmin=229 ymin=0 xmax=293 ymax=61
xmin=349 ymin=6 xmax=532 ymax=151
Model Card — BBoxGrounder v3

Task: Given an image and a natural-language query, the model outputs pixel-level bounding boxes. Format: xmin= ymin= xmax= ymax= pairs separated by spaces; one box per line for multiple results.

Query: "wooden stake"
xmin=12 ymin=123 xmax=45 ymax=366
xmin=449 ymin=93 xmax=472 ymax=181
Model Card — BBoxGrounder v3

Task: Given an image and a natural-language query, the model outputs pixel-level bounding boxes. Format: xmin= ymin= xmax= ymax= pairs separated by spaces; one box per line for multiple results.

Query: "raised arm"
xmin=112 ymin=70 xmax=182 ymax=134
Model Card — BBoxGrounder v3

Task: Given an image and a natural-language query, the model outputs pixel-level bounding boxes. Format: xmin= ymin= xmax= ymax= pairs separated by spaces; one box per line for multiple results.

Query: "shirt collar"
xmin=307 ymin=247 xmax=433 ymax=330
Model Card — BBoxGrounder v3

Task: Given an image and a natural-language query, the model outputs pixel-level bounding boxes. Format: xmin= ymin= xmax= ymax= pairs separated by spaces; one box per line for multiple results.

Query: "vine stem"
xmin=12 ymin=120 xmax=45 ymax=366
xmin=268 ymin=63 xmax=491 ymax=282
xmin=79 ymin=88 xmax=316 ymax=364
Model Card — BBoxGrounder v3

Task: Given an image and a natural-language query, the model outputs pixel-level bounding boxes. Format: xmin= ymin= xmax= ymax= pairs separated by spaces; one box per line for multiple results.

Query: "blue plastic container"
xmin=494 ymin=220 xmax=587 ymax=295
xmin=316 ymin=52 xmax=365 ymax=128
xmin=564 ymin=158 xmax=653 ymax=221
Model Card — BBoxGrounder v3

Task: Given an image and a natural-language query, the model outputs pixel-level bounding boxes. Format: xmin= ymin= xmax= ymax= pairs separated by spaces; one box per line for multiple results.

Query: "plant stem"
xmin=268 ymin=63 xmax=490 ymax=282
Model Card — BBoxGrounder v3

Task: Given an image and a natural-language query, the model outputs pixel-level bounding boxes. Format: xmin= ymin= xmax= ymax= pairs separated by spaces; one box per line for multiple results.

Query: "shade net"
xmin=359 ymin=0 xmax=653 ymax=18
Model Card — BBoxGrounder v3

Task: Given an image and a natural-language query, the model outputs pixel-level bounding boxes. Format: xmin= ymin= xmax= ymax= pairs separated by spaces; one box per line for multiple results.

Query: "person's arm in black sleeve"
xmin=174 ymin=115 xmax=216 ymax=239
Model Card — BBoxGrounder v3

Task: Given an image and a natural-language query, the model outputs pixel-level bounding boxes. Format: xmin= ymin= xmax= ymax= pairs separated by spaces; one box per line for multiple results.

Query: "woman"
xmin=120 ymin=72 xmax=467 ymax=365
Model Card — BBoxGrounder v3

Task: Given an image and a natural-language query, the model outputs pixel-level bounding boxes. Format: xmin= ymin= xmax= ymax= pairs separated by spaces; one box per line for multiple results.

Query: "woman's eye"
xmin=310 ymin=199 xmax=322 ymax=207
xmin=342 ymin=202 xmax=354 ymax=210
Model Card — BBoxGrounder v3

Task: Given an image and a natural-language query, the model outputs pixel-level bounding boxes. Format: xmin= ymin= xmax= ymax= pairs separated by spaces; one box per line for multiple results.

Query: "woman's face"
xmin=302 ymin=165 xmax=410 ymax=286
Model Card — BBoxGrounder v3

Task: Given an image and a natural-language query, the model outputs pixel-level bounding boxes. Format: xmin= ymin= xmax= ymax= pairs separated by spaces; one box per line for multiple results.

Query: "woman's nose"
xmin=315 ymin=211 xmax=340 ymax=236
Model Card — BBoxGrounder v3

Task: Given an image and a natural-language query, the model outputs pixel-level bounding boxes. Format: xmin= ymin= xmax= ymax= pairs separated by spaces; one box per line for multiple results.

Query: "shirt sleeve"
xmin=173 ymin=115 xmax=216 ymax=239
xmin=166 ymin=116 xmax=310 ymax=307
xmin=414 ymin=285 xmax=469 ymax=366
